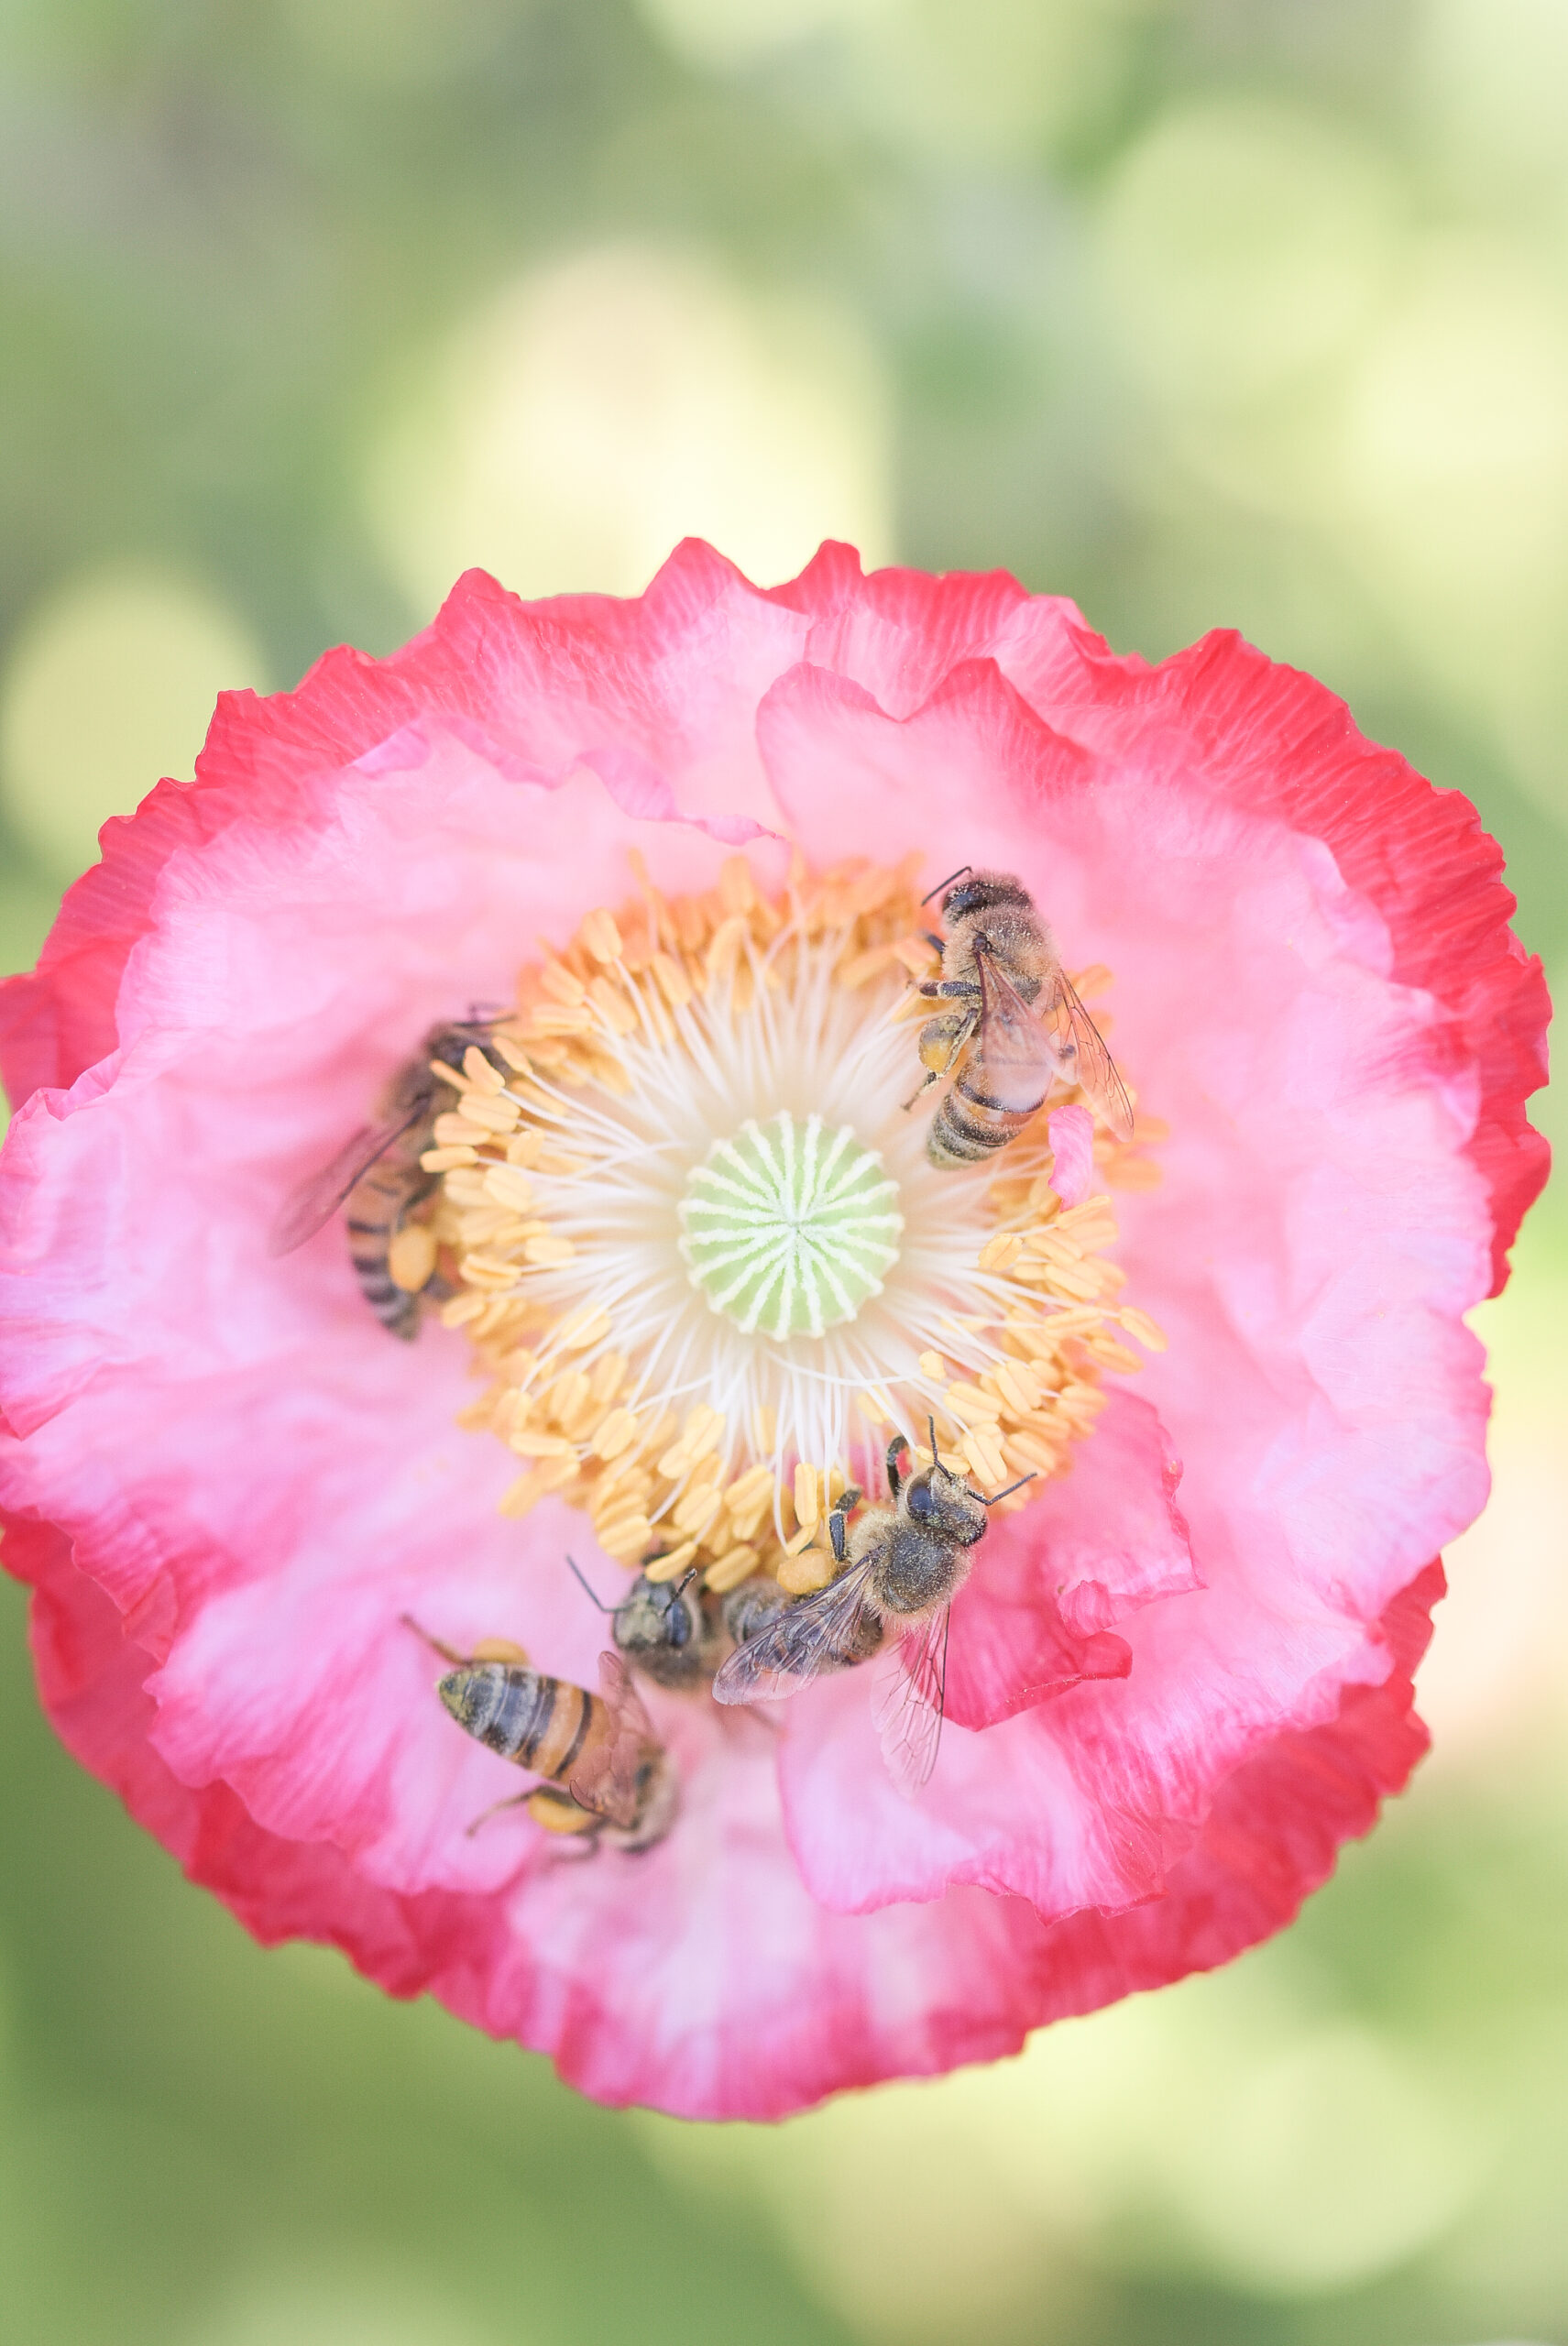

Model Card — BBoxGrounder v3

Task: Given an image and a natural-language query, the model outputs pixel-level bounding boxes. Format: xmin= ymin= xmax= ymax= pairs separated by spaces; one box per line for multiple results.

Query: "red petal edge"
xmin=5 ymin=1505 xmax=1445 ymax=2117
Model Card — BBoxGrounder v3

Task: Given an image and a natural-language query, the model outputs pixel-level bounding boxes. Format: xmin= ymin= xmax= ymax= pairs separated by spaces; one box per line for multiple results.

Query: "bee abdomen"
xmin=346 ymin=1161 xmax=431 ymax=1339
xmin=440 ymin=1661 xmax=599 ymax=1777
xmin=927 ymin=1088 xmax=1030 ymax=1167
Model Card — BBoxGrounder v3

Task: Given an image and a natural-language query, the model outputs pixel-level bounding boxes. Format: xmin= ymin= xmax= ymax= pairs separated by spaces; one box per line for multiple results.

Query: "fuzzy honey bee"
xmin=567 ymin=1557 xmax=731 ymax=1692
xmin=712 ymin=1429 xmax=1032 ymax=1795
xmin=407 ymin=1617 xmax=678 ymax=1849
xmin=269 ymin=1018 xmax=506 ymax=1336
xmin=909 ymin=869 xmax=1133 ymax=1167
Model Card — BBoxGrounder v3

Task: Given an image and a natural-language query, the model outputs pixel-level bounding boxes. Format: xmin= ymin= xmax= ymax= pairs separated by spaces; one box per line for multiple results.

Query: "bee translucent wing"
xmin=268 ymin=1109 xmax=423 ymax=1257
xmin=1040 ymin=967 xmax=1135 ymax=1143
xmin=973 ymin=951 xmax=1058 ymax=1114
xmin=565 ymin=1650 xmax=654 ymax=1831
xmin=872 ymin=1606 xmax=949 ymax=1797
xmin=711 ymin=1562 xmax=877 ymax=1706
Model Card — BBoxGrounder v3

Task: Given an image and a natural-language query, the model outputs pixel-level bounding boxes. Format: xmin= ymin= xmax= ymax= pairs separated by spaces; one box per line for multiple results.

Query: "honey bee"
xmin=909 ymin=869 xmax=1133 ymax=1167
xmin=269 ymin=1019 xmax=505 ymax=1337
xmin=567 ymin=1556 xmax=730 ymax=1692
xmin=407 ymin=1617 xmax=677 ymax=1850
xmin=719 ymin=1573 xmax=883 ymax=1670
xmin=711 ymin=1429 xmax=1032 ymax=1795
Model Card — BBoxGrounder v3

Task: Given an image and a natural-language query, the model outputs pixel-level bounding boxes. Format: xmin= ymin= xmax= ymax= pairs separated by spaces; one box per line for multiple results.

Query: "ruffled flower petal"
xmin=0 ymin=543 xmax=1547 ymax=2120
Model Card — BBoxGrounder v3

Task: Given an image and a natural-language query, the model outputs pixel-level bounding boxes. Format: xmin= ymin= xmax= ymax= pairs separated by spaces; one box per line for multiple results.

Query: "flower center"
xmin=679 ymin=1112 xmax=903 ymax=1340
xmin=407 ymin=854 xmax=1163 ymax=1597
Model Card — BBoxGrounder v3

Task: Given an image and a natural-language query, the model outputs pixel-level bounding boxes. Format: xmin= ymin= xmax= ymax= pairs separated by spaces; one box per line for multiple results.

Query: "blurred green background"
xmin=0 ymin=3 xmax=1563 ymax=2341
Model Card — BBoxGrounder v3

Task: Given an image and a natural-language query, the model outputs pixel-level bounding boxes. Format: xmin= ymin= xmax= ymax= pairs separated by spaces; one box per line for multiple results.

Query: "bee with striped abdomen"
xmin=909 ymin=869 xmax=1133 ymax=1167
xmin=712 ymin=1428 xmax=1031 ymax=1795
xmin=407 ymin=1618 xmax=677 ymax=1848
xmin=269 ymin=1018 xmax=506 ymax=1337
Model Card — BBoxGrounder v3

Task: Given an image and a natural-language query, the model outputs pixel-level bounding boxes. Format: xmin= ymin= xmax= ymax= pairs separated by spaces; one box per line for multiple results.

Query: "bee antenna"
xmin=565 ymin=1554 xmax=613 ymax=1613
xmin=674 ymin=1567 xmax=700 ymax=1600
xmin=920 ymin=864 xmax=971 ymax=909
xmin=981 ymin=1473 xmax=1037 ymax=1507
xmin=927 ymin=1413 xmax=939 ymax=1464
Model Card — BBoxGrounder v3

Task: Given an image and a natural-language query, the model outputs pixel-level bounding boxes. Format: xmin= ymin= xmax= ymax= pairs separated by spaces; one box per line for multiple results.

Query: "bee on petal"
xmin=408 ymin=1618 xmax=677 ymax=1849
xmin=911 ymin=869 xmax=1133 ymax=1167
xmin=712 ymin=1429 xmax=1031 ymax=1796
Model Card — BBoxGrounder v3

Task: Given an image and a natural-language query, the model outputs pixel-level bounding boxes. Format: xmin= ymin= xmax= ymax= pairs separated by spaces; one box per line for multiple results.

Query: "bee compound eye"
xmin=905 ymin=1480 xmax=935 ymax=1520
xmin=667 ymin=1599 xmax=690 ymax=1647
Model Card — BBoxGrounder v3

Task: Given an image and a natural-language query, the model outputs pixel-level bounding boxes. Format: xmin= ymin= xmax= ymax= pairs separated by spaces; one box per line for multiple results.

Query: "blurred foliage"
xmin=0 ymin=2 xmax=1562 ymax=2341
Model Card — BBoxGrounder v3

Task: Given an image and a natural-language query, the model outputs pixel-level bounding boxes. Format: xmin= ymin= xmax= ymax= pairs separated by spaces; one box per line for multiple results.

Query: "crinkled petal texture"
xmin=0 ymin=543 xmax=1548 ymax=2120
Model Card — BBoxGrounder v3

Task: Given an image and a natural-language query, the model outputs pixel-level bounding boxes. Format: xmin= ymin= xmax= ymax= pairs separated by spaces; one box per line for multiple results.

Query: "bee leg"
xmin=828 ymin=1486 xmax=862 ymax=1566
xmin=885 ymin=1432 xmax=910 ymax=1497
xmin=400 ymin=1612 xmax=466 ymax=1665
xmin=916 ymin=978 xmax=981 ymax=1002
xmin=464 ymin=1789 xmax=534 ymax=1837
xmin=920 ymin=929 xmax=946 ymax=954
xmin=904 ymin=1012 xmax=972 ymax=1112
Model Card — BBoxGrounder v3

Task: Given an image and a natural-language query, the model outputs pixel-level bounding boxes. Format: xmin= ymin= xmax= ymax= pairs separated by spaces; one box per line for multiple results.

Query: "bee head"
xmin=615 ymin=1566 xmax=700 ymax=1653
xmin=902 ymin=1460 xmax=989 ymax=1547
xmin=941 ymin=870 xmax=1026 ymax=922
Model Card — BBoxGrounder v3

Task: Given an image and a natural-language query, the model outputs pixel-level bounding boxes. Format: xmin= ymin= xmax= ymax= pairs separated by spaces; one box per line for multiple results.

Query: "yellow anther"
xmin=651 ymin=951 xmax=693 ymax=1009
xmin=893 ymin=935 xmax=939 ymax=977
xmin=705 ymin=915 xmax=750 ymax=984
xmin=591 ymin=1408 xmax=639 ymax=1462
xmin=704 ymin=1545 xmax=760 ymax=1594
xmin=462 ymin=1046 xmax=506 ymax=1095
xmin=990 ymin=1359 xmax=1041 ymax=1415
xmin=978 ymin=1233 xmax=1026 ymax=1273
xmin=432 ymin=1113 xmax=489 ymax=1148
xmin=718 ymin=856 xmax=756 ymax=917
xmin=458 ymin=1092 xmax=520 ymax=1134
xmin=529 ymin=1004 xmax=596 ymax=1036
xmin=557 ymin=1302 xmax=613 ymax=1351
xmin=587 ymin=975 xmax=639 ymax=1036
xmin=723 ymin=1463 xmax=773 ymax=1510
xmin=461 ymin=1254 xmax=523 ymax=1291
xmin=645 ymin=1540 xmax=700 ymax=1583
xmin=481 ymin=1164 xmax=534 ymax=1213
xmin=538 ymin=958 xmax=587 ymax=1006
xmin=509 ymin=1430 xmax=576 ymax=1459
xmin=793 ymin=1463 xmax=820 ymax=1530
xmin=387 ymin=1223 xmax=439 ymax=1292
xmin=838 ymin=944 xmax=898 ymax=991
xmin=580 ymin=907 xmax=622 ymax=964
xmin=598 ymin=1513 xmax=652 ymax=1560
xmin=1116 ymin=1306 xmax=1168 ymax=1353
xmin=963 ymin=1430 xmax=1008 ymax=1490
xmin=523 ymin=1234 xmax=576 ymax=1266
xmin=945 ymin=1380 xmax=1003 ymax=1424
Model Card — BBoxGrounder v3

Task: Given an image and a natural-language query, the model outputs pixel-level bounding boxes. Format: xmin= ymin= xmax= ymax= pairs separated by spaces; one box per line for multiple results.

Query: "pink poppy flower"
xmin=0 ymin=542 xmax=1548 ymax=2121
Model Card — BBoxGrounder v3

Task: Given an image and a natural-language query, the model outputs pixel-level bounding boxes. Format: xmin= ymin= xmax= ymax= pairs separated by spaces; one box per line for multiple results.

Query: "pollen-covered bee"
xmin=408 ymin=1617 xmax=677 ymax=1849
xmin=909 ymin=869 xmax=1133 ymax=1167
xmin=567 ymin=1557 xmax=730 ymax=1692
xmin=712 ymin=1430 xmax=1032 ymax=1796
xmin=269 ymin=1018 xmax=506 ymax=1336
